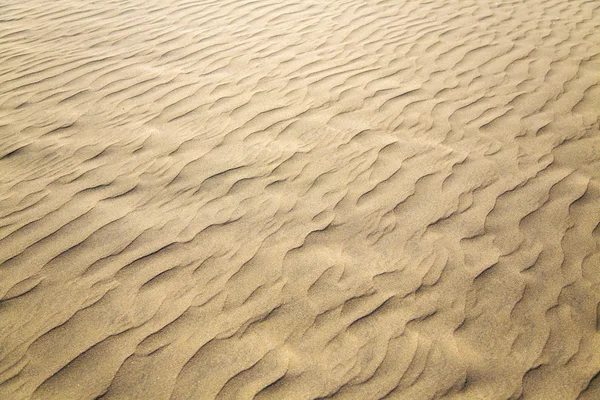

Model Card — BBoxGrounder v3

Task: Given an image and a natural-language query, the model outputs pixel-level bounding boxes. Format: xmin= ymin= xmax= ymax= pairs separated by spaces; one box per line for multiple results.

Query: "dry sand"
xmin=1 ymin=0 xmax=599 ymax=399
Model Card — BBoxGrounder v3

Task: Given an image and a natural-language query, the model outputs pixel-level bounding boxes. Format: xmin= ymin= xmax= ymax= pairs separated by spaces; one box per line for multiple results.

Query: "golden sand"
xmin=1 ymin=0 xmax=599 ymax=399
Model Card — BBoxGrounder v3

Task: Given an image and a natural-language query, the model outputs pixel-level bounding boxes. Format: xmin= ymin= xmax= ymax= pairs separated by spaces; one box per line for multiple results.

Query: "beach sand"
xmin=1 ymin=0 xmax=599 ymax=399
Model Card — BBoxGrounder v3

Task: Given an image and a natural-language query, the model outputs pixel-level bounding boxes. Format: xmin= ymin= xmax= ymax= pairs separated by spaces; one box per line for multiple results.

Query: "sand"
xmin=0 ymin=0 xmax=599 ymax=399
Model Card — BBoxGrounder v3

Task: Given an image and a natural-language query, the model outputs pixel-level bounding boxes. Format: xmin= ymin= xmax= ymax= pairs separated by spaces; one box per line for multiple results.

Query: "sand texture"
xmin=1 ymin=0 xmax=600 ymax=399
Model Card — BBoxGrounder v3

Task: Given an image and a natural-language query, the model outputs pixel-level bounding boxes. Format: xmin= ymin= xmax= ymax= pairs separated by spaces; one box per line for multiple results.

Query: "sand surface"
xmin=1 ymin=0 xmax=600 ymax=399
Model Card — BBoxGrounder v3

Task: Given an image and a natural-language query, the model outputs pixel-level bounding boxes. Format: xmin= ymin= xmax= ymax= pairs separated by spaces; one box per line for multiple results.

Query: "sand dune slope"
xmin=1 ymin=0 xmax=600 ymax=399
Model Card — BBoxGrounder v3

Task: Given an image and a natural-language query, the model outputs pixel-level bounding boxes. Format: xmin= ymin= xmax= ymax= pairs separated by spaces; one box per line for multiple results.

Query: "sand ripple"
xmin=1 ymin=0 xmax=600 ymax=399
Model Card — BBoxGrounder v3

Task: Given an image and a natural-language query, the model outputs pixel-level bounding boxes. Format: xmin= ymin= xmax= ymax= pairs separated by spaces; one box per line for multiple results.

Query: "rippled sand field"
xmin=1 ymin=0 xmax=600 ymax=399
